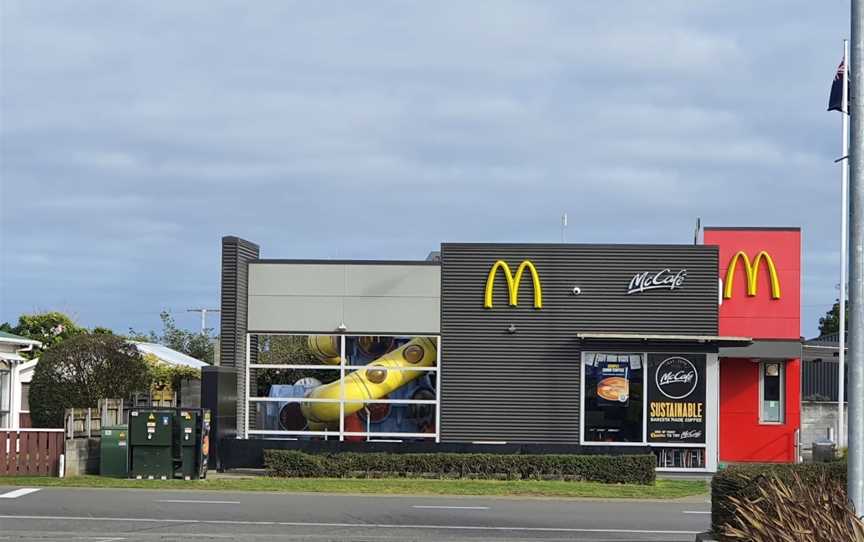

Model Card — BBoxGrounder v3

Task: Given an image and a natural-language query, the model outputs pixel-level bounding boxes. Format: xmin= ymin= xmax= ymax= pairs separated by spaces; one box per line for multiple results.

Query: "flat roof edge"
xmin=250 ymin=259 xmax=440 ymax=266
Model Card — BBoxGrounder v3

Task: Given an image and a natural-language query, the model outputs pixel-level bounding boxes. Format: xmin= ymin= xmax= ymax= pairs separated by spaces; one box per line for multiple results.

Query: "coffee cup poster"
xmin=647 ymin=354 xmax=706 ymax=443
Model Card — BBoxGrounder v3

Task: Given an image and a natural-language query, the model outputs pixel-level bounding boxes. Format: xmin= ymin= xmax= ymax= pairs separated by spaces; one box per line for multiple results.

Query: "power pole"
xmin=848 ymin=0 xmax=864 ymax=515
xmin=187 ymin=308 xmax=220 ymax=334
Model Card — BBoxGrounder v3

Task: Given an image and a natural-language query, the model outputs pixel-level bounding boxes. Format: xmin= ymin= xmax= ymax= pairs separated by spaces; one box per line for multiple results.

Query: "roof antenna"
xmin=561 ymin=212 xmax=568 ymax=243
xmin=693 ymin=217 xmax=702 ymax=245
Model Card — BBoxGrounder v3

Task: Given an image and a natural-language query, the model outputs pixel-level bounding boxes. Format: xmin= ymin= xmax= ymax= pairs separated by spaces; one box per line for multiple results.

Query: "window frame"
xmin=245 ymin=333 xmax=441 ymax=442
xmin=19 ymin=382 xmax=30 ymax=413
xmin=758 ymin=360 xmax=785 ymax=425
xmin=579 ymin=351 xmax=647 ymax=446
xmin=579 ymin=351 xmax=710 ymax=473
xmin=0 ymin=367 xmax=10 ymax=428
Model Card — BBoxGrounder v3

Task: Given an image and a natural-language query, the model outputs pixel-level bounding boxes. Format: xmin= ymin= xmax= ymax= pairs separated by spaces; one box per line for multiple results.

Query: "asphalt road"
xmin=0 ymin=485 xmax=710 ymax=541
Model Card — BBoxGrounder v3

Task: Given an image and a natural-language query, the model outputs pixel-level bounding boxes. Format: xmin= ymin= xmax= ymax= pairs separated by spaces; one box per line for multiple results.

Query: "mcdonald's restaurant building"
xmin=211 ymin=227 xmax=802 ymax=472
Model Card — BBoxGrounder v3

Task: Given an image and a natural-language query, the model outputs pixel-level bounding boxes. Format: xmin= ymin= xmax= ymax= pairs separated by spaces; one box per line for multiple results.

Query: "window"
xmin=760 ymin=361 xmax=784 ymax=424
xmin=0 ymin=368 xmax=9 ymax=428
xmin=582 ymin=353 xmax=644 ymax=443
xmin=247 ymin=334 xmax=439 ymax=442
xmin=20 ymin=383 xmax=30 ymax=412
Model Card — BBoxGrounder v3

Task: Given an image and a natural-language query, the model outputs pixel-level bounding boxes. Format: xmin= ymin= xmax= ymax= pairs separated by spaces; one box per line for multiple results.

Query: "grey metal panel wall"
xmin=219 ymin=236 xmax=259 ymax=435
xmin=440 ymin=243 xmax=719 ymax=444
xmin=247 ymin=262 xmax=440 ymax=334
xmin=803 ymin=360 xmax=847 ymax=401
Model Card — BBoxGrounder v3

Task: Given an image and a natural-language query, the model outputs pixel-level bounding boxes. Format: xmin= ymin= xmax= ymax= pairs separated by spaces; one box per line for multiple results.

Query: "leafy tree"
xmin=10 ymin=311 xmax=86 ymax=358
xmin=818 ymin=299 xmax=850 ymax=336
xmin=29 ymin=333 xmax=151 ymax=427
xmin=142 ymin=353 xmax=201 ymax=393
xmin=129 ymin=311 xmax=214 ymax=364
xmin=0 ymin=322 xmax=14 ymax=333
xmin=255 ymin=335 xmax=333 ymax=396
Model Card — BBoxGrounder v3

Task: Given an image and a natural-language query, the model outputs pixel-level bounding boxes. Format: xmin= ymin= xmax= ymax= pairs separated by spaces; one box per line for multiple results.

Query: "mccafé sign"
xmin=723 ymin=251 xmax=781 ymax=300
xmin=484 ymin=260 xmax=542 ymax=309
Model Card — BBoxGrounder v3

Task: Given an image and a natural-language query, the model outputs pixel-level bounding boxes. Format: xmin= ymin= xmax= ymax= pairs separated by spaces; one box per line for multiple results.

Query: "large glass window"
xmin=248 ymin=334 xmax=342 ymax=437
xmin=247 ymin=334 xmax=439 ymax=441
xmin=582 ymin=353 xmax=644 ymax=443
xmin=760 ymin=361 xmax=784 ymax=424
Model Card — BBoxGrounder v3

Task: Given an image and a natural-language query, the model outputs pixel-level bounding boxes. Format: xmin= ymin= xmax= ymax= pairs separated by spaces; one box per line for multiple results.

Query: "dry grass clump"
xmin=720 ymin=472 xmax=864 ymax=542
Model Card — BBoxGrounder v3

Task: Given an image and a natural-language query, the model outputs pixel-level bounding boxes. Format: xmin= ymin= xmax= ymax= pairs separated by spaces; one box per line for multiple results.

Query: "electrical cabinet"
xmin=129 ymin=409 xmax=174 ymax=479
xmin=99 ymin=425 xmax=128 ymax=477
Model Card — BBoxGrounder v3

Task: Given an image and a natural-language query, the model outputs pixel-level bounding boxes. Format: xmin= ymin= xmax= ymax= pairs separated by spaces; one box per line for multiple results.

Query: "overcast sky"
xmin=0 ymin=1 xmax=851 ymax=337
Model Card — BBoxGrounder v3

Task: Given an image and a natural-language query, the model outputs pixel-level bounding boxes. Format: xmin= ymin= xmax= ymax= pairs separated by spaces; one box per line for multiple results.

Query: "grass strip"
xmin=0 ymin=475 xmax=706 ymax=499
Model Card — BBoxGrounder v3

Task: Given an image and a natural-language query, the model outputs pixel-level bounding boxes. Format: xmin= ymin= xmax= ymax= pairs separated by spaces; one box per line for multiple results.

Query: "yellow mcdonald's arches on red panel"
xmin=723 ymin=251 xmax=781 ymax=300
xmin=483 ymin=260 xmax=542 ymax=309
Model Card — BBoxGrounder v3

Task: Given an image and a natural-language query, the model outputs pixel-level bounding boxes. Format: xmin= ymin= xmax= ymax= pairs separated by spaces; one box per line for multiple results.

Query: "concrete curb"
xmin=694 ymin=532 xmax=720 ymax=542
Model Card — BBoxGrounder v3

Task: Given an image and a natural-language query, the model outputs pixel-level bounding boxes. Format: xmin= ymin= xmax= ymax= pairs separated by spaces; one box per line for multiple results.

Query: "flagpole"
xmin=840 ymin=38 xmax=850 ymax=448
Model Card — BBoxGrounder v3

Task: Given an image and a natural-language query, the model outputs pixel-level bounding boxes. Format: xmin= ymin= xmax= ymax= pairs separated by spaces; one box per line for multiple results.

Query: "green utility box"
xmin=176 ymin=410 xmax=198 ymax=480
xmin=99 ymin=425 xmax=129 ymax=477
xmin=174 ymin=409 xmax=211 ymax=480
xmin=129 ymin=409 xmax=174 ymax=479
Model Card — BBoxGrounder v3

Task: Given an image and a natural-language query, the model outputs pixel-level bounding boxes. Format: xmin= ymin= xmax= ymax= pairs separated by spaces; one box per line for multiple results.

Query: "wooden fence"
xmin=0 ymin=429 xmax=65 ymax=476
xmin=65 ymin=396 xmax=177 ymax=439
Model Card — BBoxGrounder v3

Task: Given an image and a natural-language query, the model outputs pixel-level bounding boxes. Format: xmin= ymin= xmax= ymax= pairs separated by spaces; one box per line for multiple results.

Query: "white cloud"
xmin=0 ymin=1 xmax=849 ymax=335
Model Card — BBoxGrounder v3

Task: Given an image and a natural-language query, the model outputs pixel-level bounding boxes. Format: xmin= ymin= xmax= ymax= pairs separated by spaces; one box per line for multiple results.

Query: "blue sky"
xmin=0 ymin=1 xmax=850 ymax=337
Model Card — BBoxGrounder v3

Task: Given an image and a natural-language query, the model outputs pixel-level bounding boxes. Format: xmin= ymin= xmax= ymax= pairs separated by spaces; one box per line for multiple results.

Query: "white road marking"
xmin=155 ymin=499 xmax=240 ymax=505
xmin=682 ymin=510 xmax=711 ymax=514
xmin=0 ymin=488 xmax=41 ymax=499
xmin=412 ymin=505 xmax=489 ymax=510
xmin=0 ymin=514 xmax=701 ymax=535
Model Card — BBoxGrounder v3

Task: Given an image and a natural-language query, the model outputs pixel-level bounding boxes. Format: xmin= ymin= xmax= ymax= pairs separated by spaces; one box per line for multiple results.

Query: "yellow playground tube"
xmin=307 ymin=335 xmax=341 ymax=365
xmin=301 ymin=337 xmax=437 ymax=424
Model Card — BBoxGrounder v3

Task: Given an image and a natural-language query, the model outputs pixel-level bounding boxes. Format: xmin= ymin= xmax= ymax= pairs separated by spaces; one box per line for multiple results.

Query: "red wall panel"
xmin=719 ymin=357 xmax=801 ymax=463
xmin=706 ymin=228 xmax=801 ymax=464
xmin=703 ymin=228 xmax=801 ymax=340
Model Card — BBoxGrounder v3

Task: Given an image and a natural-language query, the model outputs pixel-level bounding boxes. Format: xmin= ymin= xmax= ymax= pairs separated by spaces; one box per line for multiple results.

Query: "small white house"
xmin=0 ymin=331 xmax=42 ymax=429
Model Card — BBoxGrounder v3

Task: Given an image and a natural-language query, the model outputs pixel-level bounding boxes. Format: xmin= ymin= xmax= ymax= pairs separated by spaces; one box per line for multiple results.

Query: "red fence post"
xmin=47 ymin=432 xmax=59 ymax=476
xmin=36 ymin=431 xmax=47 ymax=475
xmin=0 ymin=431 xmax=7 ymax=476
xmin=8 ymin=432 xmax=19 ymax=475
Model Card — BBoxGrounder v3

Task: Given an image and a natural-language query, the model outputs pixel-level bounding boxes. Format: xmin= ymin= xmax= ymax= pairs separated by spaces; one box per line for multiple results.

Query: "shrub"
xmin=143 ymin=353 xmax=201 ymax=392
xmin=719 ymin=471 xmax=864 ymax=541
xmin=264 ymin=451 xmax=656 ymax=484
xmin=712 ymin=462 xmax=848 ymax=536
xmin=29 ymin=334 xmax=151 ymax=427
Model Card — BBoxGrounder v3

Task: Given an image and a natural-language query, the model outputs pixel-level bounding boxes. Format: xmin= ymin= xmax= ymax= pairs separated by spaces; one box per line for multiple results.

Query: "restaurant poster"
xmin=647 ymin=354 xmax=706 ymax=443
xmin=595 ymin=360 xmax=630 ymax=406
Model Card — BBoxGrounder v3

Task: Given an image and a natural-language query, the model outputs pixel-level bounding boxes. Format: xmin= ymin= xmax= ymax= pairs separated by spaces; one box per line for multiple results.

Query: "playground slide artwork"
xmin=258 ymin=336 xmax=437 ymax=438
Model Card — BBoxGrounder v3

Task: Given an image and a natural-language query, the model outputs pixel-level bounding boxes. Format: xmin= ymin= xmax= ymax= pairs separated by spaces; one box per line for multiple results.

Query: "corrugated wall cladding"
xmin=440 ymin=243 xmax=719 ymax=444
xmin=219 ymin=236 xmax=260 ymax=435
xmin=803 ymin=360 xmax=846 ymax=401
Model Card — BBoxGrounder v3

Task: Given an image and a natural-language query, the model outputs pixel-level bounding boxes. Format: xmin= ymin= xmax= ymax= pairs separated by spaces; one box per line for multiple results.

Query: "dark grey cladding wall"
xmin=219 ymin=236 xmax=260 ymax=434
xmin=439 ymin=243 xmax=718 ymax=444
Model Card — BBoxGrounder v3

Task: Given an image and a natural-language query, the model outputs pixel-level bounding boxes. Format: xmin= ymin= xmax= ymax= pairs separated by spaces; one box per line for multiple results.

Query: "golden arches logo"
xmin=484 ymin=260 xmax=542 ymax=309
xmin=723 ymin=251 xmax=781 ymax=300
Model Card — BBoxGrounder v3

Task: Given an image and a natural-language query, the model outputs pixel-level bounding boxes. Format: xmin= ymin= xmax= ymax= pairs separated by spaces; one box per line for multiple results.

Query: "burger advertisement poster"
xmin=596 ymin=361 xmax=630 ymax=406
xmin=647 ymin=354 xmax=706 ymax=443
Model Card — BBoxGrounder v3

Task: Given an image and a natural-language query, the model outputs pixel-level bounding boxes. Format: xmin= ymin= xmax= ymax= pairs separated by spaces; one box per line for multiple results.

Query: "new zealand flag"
xmin=829 ymin=60 xmax=846 ymax=112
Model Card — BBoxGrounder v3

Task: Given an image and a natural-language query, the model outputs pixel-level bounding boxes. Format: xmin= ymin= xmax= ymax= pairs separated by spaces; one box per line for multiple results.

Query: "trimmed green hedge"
xmin=711 ymin=462 xmax=848 ymax=534
xmin=264 ymin=451 xmax=656 ymax=484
